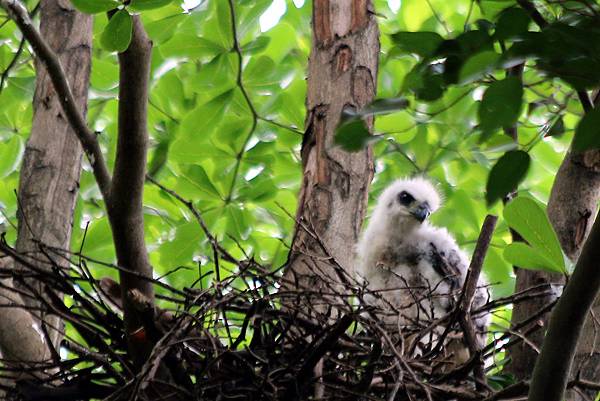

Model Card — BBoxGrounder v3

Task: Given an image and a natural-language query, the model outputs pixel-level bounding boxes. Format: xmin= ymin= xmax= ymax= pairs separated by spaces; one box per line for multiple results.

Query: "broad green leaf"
xmin=495 ymin=8 xmax=531 ymax=41
xmin=402 ymin=64 xmax=445 ymax=101
xmin=0 ymin=136 xmax=23 ymax=178
xmin=90 ymin=58 xmax=118 ymax=90
xmin=158 ymin=222 xmax=202 ymax=266
xmin=181 ymin=165 xmax=222 ymax=199
xmin=160 ymin=35 xmax=225 ymax=59
xmin=503 ymin=242 xmax=563 ymax=273
xmin=391 ymin=31 xmax=444 ymax=58
xmin=504 ymin=197 xmax=565 ymax=273
xmin=485 ymin=150 xmax=530 ymax=205
xmin=70 ymin=0 xmax=118 ymax=14
xmin=81 ymin=217 xmax=115 ymax=261
xmin=241 ymin=36 xmax=270 ymax=54
xmin=225 ymin=204 xmax=249 ymax=240
xmin=573 ymin=108 xmax=600 ymax=152
xmin=100 ymin=10 xmax=133 ymax=52
xmin=203 ymin=0 xmax=233 ymax=49
xmin=238 ymin=176 xmax=277 ymax=203
xmin=145 ymin=14 xmax=186 ymax=44
xmin=172 ymin=90 xmax=235 ymax=159
xmin=478 ymin=76 xmax=523 ymax=135
xmin=459 ymin=51 xmax=500 ymax=84
xmin=147 ymin=139 xmax=170 ymax=178
xmin=190 ymin=53 xmax=237 ymax=94
xmin=129 ymin=0 xmax=173 ymax=11
xmin=244 ymin=56 xmax=277 ymax=88
xmin=334 ymin=119 xmax=374 ymax=152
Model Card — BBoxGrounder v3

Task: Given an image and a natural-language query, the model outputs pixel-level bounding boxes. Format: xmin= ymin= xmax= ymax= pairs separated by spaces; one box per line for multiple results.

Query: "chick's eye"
xmin=398 ymin=191 xmax=414 ymax=206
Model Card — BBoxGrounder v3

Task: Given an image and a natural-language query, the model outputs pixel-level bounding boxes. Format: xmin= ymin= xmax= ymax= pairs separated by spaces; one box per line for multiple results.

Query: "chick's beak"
xmin=411 ymin=202 xmax=431 ymax=223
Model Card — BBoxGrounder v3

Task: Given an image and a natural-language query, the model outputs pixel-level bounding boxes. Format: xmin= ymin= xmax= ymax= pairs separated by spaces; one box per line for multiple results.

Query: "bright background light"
xmin=260 ymin=0 xmax=287 ymax=32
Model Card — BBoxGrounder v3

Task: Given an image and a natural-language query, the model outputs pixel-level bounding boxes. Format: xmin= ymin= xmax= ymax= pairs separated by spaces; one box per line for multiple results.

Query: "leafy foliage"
xmin=485 ymin=150 xmax=530 ymax=206
xmin=503 ymin=197 xmax=565 ymax=273
xmin=101 ymin=9 xmax=133 ymax=52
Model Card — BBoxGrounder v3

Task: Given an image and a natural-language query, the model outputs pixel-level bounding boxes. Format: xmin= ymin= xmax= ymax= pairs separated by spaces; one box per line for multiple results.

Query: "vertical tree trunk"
xmin=282 ymin=0 xmax=378 ymax=319
xmin=551 ymin=151 xmax=600 ymax=400
xmin=13 ymin=0 xmax=91 ymax=354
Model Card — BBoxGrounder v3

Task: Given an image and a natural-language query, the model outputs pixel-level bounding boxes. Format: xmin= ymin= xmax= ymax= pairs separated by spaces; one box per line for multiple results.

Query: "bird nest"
xmin=0 ymin=237 xmax=553 ymax=401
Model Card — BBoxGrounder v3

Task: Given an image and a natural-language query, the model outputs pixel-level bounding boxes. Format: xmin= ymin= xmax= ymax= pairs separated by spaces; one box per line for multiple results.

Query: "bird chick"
xmin=356 ymin=177 xmax=490 ymax=364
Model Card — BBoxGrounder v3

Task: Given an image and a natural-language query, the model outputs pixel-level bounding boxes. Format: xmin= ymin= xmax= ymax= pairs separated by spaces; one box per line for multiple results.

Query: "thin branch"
xmin=225 ymin=0 xmax=258 ymax=203
xmin=457 ymin=214 xmax=497 ymax=390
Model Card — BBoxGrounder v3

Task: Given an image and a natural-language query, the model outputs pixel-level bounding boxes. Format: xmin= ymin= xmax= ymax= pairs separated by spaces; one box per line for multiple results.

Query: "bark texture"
xmin=13 ymin=0 xmax=91 ymax=353
xmin=283 ymin=0 xmax=378 ymax=316
xmin=554 ymin=151 xmax=600 ymax=399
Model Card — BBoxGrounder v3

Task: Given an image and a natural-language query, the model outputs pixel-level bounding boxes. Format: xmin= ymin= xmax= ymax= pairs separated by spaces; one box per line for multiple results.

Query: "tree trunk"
xmin=9 ymin=0 xmax=91 ymax=365
xmin=282 ymin=0 xmax=378 ymax=320
xmin=553 ymin=151 xmax=600 ymax=400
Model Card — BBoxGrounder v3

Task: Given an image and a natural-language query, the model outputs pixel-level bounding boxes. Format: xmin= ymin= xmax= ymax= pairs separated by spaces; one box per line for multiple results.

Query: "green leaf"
xmin=145 ymin=14 xmax=186 ymax=44
xmin=334 ymin=119 xmax=374 ymax=152
xmin=504 ymin=197 xmax=565 ymax=273
xmin=244 ymin=56 xmax=277 ymax=88
xmin=147 ymin=139 xmax=170 ymax=178
xmin=495 ymin=8 xmax=531 ymax=41
xmin=70 ymin=0 xmax=118 ymax=14
xmin=402 ymin=64 xmax=445 ymax=101
xmin=158 ymin=222 xmax=202 ymax=266
xmin=503 ymin=242 xmax=563 ymax=273
xmin=459 ymin=51 xmax=500 ymax=84
xmin=0 ymin=135 xmax=23 ymax=178
xmin=485 ymin=150 xmax=530 ymax=205
xmin=572 ymin=108 xmax=600 ymax=152
xmin=478 ymin=76 xmax=523 ymax=135
xmin=238 ymin=176 xmax=277 ymax=203
xmin=391 ymin=31 xmax=444 ymax=58
xmin=129 ymin=0 xmax=173 ymax=11
xmin=100 ymin=10 xmax=133 ymax=52
xmin=225 ymin=204 xmax=249 ymax=240
xmin=181 ymin=165 xmax=222 ymax=199
xmin=241 ymin=36 xmax=270 ymax=54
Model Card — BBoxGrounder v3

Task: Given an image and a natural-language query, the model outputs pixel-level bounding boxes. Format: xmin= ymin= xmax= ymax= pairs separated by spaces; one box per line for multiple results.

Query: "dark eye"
xmin=397 ymin=191 xmax=414 ymax=206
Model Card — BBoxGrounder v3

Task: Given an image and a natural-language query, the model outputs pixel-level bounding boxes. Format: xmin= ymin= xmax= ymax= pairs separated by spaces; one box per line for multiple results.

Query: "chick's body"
xmin=357 ymin=178 xmax=490 ymax=359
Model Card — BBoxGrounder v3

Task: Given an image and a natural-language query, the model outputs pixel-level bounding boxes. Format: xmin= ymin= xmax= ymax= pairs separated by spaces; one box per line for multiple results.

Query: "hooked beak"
xmin=410 ymin=202 xmax=431 ymax=223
